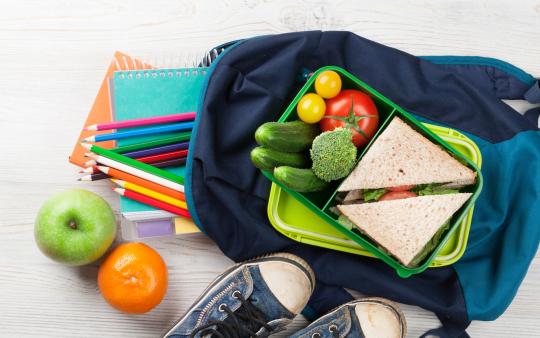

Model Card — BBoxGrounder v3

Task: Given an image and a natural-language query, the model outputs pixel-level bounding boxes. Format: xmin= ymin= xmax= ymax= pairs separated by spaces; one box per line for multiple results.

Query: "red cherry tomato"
xmin=386 ymin=185 xmax=415 ymax=192
xmin=319 ymin=89 xmax=379 ymax=147
xmin=379 ymin=191 xmax=417 ymax=201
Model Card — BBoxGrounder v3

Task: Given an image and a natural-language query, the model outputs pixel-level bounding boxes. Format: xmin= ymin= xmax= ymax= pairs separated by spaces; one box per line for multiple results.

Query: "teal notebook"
xmin=112 ymin=68 xmax=206 ymax=213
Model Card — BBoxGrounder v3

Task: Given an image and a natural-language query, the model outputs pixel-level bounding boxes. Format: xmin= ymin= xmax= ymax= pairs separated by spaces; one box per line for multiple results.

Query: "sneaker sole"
xmin=162 ymin=252 xmax=315 ymax=337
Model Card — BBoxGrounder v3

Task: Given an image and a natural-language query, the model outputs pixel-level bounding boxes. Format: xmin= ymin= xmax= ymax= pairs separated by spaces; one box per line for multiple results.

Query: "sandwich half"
xmin=337 ymin=193 xmax=472 ymax=267
xmin=338 ymin=117 xmax=476 ymax=192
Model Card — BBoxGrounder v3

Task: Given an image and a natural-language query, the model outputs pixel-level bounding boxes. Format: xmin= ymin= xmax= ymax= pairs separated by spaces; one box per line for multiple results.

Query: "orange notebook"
xmin=69 ymin=52 xmax=153 ymax=167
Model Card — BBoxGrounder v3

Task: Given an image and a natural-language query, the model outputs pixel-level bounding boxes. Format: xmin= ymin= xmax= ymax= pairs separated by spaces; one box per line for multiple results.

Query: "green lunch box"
xmin=267 ymin=123 xmax=482 ymax=268
xmin=260 ymin=66 xmax=483 ymax=277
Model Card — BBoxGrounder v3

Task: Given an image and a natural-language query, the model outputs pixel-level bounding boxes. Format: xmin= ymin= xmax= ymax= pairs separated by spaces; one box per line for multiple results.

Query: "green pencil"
xmin=110 ymin=132 xmax=192 ymax=154
xmin=81 ymin=143 xmax=185 ymax=185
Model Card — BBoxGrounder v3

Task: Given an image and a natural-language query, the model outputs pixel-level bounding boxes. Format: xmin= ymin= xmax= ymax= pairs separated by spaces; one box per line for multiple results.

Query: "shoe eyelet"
xmin=232 ymin=290 xmax=241 ymax=299
xmin=329 ymin=324 xmax=338 ymax=332
xmin=311 ymin=333 xmax=321 ymax=338
xmin=218 ymin=304 xmax=227 ymax=312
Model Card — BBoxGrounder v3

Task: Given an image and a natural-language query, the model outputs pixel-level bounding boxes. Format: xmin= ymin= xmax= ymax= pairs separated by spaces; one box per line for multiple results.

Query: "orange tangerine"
xmin=98 ymin=242 xmax=167 ymax=314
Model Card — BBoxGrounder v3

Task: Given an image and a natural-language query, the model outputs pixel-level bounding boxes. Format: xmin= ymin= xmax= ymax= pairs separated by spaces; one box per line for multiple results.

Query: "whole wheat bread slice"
xmin=337 ymin=193 xmax=472 ymax=266
xmin=338 ymin=117 xmax=476 ymax=191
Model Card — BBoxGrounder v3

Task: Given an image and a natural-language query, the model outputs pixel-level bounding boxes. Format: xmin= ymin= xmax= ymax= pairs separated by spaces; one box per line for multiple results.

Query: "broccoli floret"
xmin=310 ymin=128 xmax=357 ymax=182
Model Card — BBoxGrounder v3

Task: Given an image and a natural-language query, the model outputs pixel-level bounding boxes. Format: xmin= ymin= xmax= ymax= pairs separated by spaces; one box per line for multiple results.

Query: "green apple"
xmin=35 ymin=189 xmax=117 ymax=266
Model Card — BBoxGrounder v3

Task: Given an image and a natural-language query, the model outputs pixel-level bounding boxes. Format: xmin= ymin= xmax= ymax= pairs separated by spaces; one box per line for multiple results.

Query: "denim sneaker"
xmin=290 ymin=298 xmax=406 ymax=338
xmin=163 ymin=253 xmax=315 ymax=338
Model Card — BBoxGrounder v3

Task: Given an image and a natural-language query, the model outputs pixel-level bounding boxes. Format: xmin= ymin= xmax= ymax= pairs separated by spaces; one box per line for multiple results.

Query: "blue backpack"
xmin=185 ymin=31 xmax=540 ymax=337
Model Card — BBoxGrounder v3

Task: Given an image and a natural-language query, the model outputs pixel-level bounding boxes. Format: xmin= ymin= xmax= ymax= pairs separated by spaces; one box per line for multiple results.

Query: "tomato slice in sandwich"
xmin=379 ymin=191 xmax=417 ymax=201
xmin=386 ymin=185 xmax=415 ymax=192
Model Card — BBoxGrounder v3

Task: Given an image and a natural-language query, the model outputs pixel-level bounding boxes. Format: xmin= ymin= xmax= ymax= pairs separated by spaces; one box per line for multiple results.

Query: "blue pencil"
xmin=122 ymin=141 xmax=189 ymax=158
xmin=82 ymin=122 xmax=194 ymax=142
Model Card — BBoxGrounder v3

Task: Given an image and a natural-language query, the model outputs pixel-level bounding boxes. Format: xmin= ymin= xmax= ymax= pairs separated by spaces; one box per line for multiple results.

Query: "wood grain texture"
xmin=0 ymin=0 xmax=539 ymax=337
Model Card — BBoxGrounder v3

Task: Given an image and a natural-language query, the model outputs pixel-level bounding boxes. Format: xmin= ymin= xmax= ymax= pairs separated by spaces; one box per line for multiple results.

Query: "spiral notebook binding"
xmin=123 ymin=47 xmax=226 ymax=71
xmin=116 ymin=67 xmax=209 ymax=79
xmin=113 ymin=54 xmax=153 ymax=71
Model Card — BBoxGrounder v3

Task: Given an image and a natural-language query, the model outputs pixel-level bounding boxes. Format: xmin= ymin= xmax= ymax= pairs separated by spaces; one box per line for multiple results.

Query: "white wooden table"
xmin=1 ymin=1 xmax=539 ymax=337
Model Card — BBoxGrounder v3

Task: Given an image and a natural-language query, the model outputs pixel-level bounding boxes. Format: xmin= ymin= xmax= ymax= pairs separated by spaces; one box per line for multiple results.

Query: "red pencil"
xmin=113 ymin=188 xmax=190 ymax=218
xmin=134 ymin=150 xmax=188 ymax=164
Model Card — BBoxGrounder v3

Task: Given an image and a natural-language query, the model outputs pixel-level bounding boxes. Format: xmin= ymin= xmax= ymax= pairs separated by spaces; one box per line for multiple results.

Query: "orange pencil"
xmin=97 ymin=165 xmax=185 ymax=200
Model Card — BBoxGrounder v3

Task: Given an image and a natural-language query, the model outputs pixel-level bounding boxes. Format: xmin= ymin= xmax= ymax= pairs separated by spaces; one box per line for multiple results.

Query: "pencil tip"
xmin=80 ymin=143 xmax=92 ymax=150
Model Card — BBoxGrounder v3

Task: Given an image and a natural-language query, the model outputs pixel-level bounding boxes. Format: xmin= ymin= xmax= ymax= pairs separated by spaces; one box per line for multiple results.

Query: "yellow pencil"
xmin=111 ymin=179 xmax=188 ymax=210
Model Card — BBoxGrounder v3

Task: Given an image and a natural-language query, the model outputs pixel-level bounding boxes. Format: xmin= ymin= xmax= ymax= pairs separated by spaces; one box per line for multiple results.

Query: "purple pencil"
xmin=122 ymin=141 xmax=189 ymax=158
xmin=153 ymin=157 xmax=187 ymax=168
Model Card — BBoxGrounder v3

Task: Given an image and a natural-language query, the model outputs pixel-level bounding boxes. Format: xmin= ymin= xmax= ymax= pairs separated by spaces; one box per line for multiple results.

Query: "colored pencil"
xmin=81 ymin=143 xmax=184 ymax=185
xmin=78 ymin=172 xmax=109 ymax=181
xmin=113 ymin=188 xmax=190 ymax=218
xmin=134 ymin=150 xmax=187 ymax=163
xmin=112 ymin=179 xmax=187 ymax=209
xmin=85 ymin=112 xmax=196 ymax=131
xmin=123 ymin=142 xmax=189 ymax=158
xmin=98 ymin=166 xmax=185 ymax=199
xmin=82 ymin=122 xmax=194 ymax=142
xmin=81 ymin=157 xmax=186 ymax=175
xmin=143 ymin=157 xmax=187 ymax=168
xmin=80 ymin=166 xmax=98 ymax=174
xmin=84 ymin=152 xmax=184 ymax=191
xmin=110 ymin=133 xmax=191 ymax=154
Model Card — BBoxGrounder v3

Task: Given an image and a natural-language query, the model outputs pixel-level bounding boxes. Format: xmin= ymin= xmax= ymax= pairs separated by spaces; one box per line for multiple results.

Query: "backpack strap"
xmin=420 ymin=56 xmax=536 ymax=98
xmin=523 ymin=81 xmax=540 ymax=125
xmin=524 ymin=80 xmax=540 ymax=103
xmin=421 ymin=56 xmax=539 ymax=129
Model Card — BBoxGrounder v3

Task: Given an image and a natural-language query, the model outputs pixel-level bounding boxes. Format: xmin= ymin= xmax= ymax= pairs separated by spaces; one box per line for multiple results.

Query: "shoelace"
xmin=190 ymin=293 xmax=273 ymax=338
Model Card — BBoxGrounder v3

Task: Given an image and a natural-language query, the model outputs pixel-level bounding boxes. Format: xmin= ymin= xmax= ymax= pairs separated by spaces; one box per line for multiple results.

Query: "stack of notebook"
xmin=69 ymin=51 xmax=215 ymax=240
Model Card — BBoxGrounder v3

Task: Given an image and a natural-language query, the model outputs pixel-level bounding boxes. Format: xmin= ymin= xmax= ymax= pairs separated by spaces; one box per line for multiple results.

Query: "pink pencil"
xmin=84 ymin=112 xmax=196 ymax=131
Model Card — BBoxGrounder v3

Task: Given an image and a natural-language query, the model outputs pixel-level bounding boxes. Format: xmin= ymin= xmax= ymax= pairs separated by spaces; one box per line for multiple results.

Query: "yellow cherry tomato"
xmin=314 ymin=70 xmax=342 ymax=99
xmin=297 ymin=93 xmax=326 ymax=123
